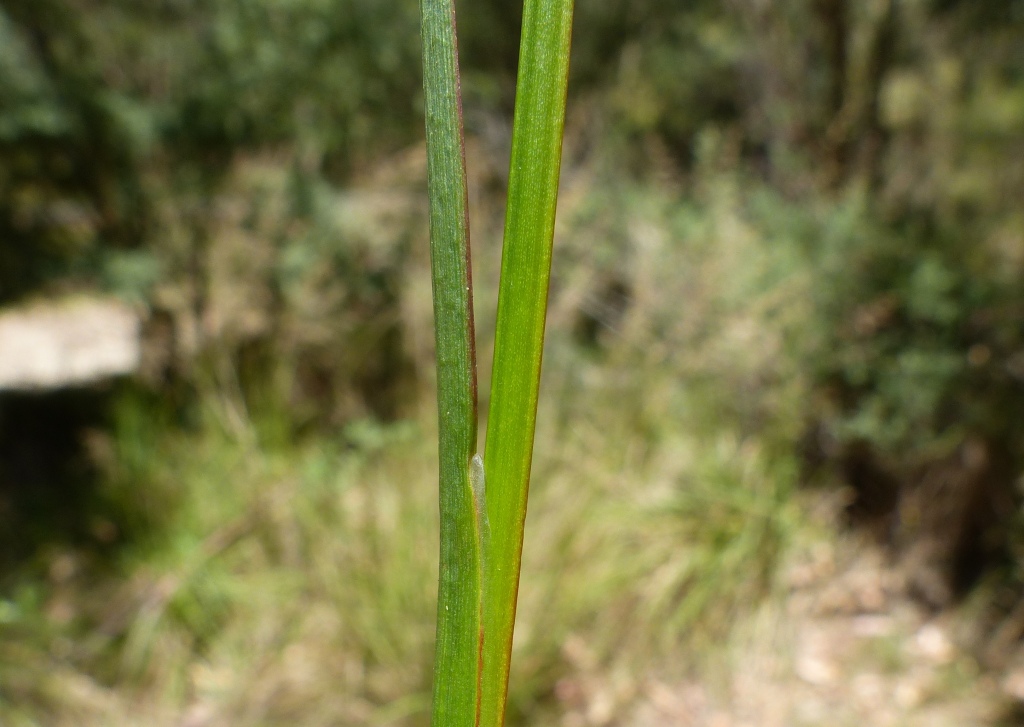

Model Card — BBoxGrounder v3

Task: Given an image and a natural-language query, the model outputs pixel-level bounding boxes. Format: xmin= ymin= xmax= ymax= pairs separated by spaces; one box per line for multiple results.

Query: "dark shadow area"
xmin=996 ymin=700 xmax=1024 ymax=726
xmin=0 ymin=387 xmax=119 ymax=576
xmin=803 ymin=426 xmax=1022 ymax=612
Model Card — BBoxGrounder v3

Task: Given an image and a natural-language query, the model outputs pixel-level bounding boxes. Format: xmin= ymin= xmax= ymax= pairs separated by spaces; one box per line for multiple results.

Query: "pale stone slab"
xmin=0 ymin=298 xmax=140 ymax=390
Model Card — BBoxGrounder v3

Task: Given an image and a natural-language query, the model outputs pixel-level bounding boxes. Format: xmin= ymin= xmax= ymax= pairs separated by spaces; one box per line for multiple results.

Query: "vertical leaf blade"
xmin=481 ymin=0 xmax=575 ymax=723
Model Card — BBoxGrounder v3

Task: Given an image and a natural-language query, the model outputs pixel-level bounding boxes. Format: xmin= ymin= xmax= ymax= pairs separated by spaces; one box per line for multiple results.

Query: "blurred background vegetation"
xmin=1 ymin=0 xmax=1023 ymax=724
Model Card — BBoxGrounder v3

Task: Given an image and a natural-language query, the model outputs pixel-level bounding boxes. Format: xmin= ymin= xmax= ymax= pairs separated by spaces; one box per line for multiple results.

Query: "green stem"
xmin=420 ymin=1 xmax=483 ymax=724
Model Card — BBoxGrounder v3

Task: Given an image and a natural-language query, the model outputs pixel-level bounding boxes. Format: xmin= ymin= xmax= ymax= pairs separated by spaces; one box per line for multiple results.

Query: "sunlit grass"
xmin=0 ymin=383 xmax=800 ymax=725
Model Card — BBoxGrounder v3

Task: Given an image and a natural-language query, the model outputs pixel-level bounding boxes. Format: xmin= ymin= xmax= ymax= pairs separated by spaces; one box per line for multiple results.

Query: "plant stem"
xmin=420 ymin=0 xmax=483 ymax=724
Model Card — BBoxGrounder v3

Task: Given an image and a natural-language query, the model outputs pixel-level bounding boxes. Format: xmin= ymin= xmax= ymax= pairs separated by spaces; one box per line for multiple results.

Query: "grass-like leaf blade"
xmin=481 ymin=0 xmax=575 ymax=723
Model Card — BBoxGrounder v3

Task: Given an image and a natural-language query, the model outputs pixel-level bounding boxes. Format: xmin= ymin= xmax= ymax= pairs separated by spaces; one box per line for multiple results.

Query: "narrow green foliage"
xmin=422 ymin=0 xmax=574 ymax=723
xmin=420 ymin=0 xmax=484 ymax=724
xmin=481 ymin=0 xmax=575 ymax=722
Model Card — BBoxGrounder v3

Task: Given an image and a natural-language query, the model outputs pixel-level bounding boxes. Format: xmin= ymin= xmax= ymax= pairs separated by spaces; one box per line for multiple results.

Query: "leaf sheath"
xmin=421 ymin=0 xmax=483 ymax=724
